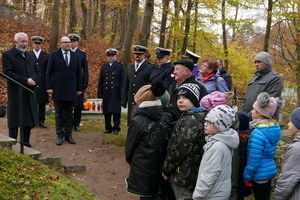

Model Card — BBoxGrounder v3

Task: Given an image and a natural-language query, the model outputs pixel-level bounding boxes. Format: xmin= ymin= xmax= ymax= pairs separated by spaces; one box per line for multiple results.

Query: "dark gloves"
xmin=83 ymin=83 xmax=88 ymax=90
xmin=98 ymin=93 xmax=102 ymax=98
xmin=121 ymin=104 xmax=127 ymax=109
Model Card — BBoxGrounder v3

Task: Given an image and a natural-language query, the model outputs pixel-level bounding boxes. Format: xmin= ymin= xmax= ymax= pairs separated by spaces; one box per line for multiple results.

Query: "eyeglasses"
xmin=61 ymin=41 xmax=71 ymax=44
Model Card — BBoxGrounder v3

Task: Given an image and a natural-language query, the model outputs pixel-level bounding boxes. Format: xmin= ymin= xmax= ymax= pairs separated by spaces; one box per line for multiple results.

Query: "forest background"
xmin=0 ymin=0 xmax=299 ymax=125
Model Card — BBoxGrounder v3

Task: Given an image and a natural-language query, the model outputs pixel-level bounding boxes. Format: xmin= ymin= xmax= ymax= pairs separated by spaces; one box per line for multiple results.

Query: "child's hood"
xmin=257 ymin=124 xmax=281 ymax=144
xmin=212 ymin=128 xmax=239 ymax=149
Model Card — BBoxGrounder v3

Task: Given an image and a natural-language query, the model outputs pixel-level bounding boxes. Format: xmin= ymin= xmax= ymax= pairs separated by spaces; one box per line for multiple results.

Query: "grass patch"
xmin=0 ymin=147 xmax=97 ymax=200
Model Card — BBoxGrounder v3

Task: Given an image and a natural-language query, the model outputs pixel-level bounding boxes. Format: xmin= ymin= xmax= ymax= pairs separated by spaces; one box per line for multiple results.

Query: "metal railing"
xmin=0 ymin=72 xmax=35 ymax=154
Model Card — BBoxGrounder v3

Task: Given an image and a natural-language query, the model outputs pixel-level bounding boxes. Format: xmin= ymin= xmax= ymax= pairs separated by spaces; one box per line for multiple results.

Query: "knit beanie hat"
xmin=176 ymin=83 xmax=200 ymax=107
xmin=254 ymin=52 xmax=272 ymax=67
xmin=200 ymin=91 xmax=225 ymax=110
xmin=205 ymin=105 xmax=235 ymax=132
xmin=290 ymin=107 xmax=300 ymax=131
xmin=157 ymin=90 xmax=170 ymax=107
xmin=253 ymin=92 xmax=285 ymax=118
xmin=236 ymin=111 xmax=251 ymax=130
xmin=134 ymin=80 xmax=166 ymax=105
xmin=223 ymin=91 xmax=234 ymax=107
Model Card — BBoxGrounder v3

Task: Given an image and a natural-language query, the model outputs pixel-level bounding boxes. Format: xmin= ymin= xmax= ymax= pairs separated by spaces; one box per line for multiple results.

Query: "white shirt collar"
xmin=33 ymin=49 xmax=41 ymax=58
xmin=71 ymin=47 xmax=77 ymax=52
xmin=135 ymin=59 xmax=145 ymax=66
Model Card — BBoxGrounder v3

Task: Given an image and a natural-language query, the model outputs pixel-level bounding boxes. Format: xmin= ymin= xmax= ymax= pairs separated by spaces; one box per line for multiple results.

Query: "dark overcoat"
xmin=30 ymin=51 xmax=49 ymax=104
xmin=121 ymin=61 xmax=155 ymax=124
xmin=46 ymin=49 xmax=82 ymax=101
xmin=98 ymin=61 xmax=125 ymax=114
xmin=2 ymin=46 xmax=40 ymax=127
xmin=74 ymin=48 xmax=89 ymax=107
xmin=149 ymin=62 xmax=175 ymax=89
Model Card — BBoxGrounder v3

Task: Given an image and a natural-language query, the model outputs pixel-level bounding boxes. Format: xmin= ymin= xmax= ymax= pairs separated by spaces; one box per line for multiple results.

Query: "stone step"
xmin=38 ymin=151 xmax=62 ymax=165
xmin=0 ymin=134 xmax=17 ymax=150
xmin=12 ymin=143 xmax=42 ymax=160
xmin=61 ymin=157 xmax=86 ymax=172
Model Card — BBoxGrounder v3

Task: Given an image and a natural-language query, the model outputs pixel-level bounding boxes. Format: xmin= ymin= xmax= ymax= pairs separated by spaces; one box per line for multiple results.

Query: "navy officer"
xmin=98 ymin=48 xmax=125 ymax=134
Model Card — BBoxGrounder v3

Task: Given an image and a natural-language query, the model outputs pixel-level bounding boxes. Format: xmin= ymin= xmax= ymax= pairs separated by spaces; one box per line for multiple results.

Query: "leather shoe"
xmin=56 ymin=136 xmax=63 ymax=146
xmin=39 ymin=122 xmax=47 ymax=128
xmin=74 ymin=126 xmax=80 ymax=131
xmin=113 ymin=130 xmax=119 ymax=134
xmin=65 ymin=136 xmax=76 ymax=144
xmin=103 ymin=130 xmax=112 ymax=134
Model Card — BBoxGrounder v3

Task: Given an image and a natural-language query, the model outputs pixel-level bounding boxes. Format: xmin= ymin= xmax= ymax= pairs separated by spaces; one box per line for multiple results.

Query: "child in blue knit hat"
xmin=274 ymin=107 xmax=300 ymax=200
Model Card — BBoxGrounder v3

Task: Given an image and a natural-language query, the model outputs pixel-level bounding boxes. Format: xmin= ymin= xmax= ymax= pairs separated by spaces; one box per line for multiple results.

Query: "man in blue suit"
xmin=149 ymin=47 xmax=174 ymax=89
xmin=98 ymin=48 xmax=125 ymax=134
xmin=46 ymin=36 xmax=82 ymax=145
xmin=68 ymin=33 xmax=89 ymax=132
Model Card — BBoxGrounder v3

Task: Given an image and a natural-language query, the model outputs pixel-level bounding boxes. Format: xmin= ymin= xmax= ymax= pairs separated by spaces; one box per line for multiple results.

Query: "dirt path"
xmin=0 ymin=118 xmax=137 ymax=200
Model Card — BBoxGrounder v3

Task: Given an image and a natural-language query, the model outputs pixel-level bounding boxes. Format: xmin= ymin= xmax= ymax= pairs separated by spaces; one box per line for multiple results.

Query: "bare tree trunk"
xmin=23 ymin=0 xmax=25 ymax=11
xmin=87 ymin=0 xmax=92 ymax=37
xmin=61 ymin=0 xmax=67 ymax=33
xmin=119 ymin=2 xmax=129 ymax=50
xmin=232 ymin=5 xmax=239 ymax=42
xmin=80 ymin=0 xmax=88 ymax=40
xmin=110 ymin=9 xmax=119 ymax=45
xmin=172 ymin=0 xmax=179 ymax=53
xmin=49 ymin=0 xmax=60 ymax=52
xmin=138 ymin=0 xmax=154 ymax=47
xmin=193 ymin=2 xmax=198 ymax=52
xmin=69 ymin=0 xmax=77 ymax=33
xmin=159 ymin=0 xmax=169 ymax=47
xmin=263 ymin=0 xmax=273 ymax=52
xmin=33 ymin=0 xmax=36 ymax=15
xmin=92 ymin=0 xmax=99 ymax=34
xmin=181 ymin=0 xmax=192 ymax=55
xmin=100 ymin=0 xmax=106 ymax=38
xmin=221 ymin=0 xmax=229 ymax=70
xmin=45 ymin=0 xmax=52 ymax=22
xmin=120 ymin=0 xmax=139 ymax=67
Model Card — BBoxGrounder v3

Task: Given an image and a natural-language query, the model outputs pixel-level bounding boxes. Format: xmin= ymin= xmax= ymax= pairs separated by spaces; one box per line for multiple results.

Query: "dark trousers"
xmin=160 ymin=177 xmax=176 ymax=200
xmin=54 ymin=101 xmax=74 ymax=137
xmin=38 ymin=103 xmax=46 ymax=123
xmin=104 ymin=113 xmax=120 ymax=132
xmin=252 ymin=180 xmax=272 ymax=200
xmin=73 ymin=106 xmax=82 ymax=127
xmin=140 ymin=194 xmax=161 ymax=200
xmin=9 ymin=126 xmax=31 ymax=148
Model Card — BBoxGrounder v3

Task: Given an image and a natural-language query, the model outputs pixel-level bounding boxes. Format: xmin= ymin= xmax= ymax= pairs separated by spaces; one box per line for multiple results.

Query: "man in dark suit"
xmin=30 ymin=36 xmax=49 ymax=128
xmin=121 ymin=45 xmax=155 ymax=126
xmin=68 ymin=33 xmax=89 ymax=132
xmin=46 ymin=36 xmax=82 ymax=146
xmin=98 ymin=48 xmax=125 ymax=134
xmin=2 ymin=32 xmax=40 ymax=148
xmin=149 ymin=47 xmax=174 ymax=89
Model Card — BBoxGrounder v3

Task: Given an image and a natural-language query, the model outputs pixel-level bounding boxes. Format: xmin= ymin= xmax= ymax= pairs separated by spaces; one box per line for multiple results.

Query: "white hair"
xmin=14 ymin=32 xmax=28 ymax=42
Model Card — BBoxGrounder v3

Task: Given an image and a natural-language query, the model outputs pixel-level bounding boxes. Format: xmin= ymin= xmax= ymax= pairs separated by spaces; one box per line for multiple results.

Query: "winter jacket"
xmin=195 ymin=70 xmax=229 ymax=94
xmin=240 ymin=66 xmax=283 ymax=120
xmin=219 ymin=67 xmax=232 ymax=91
xmin=125 ymin=100 xmax=172 ymax=197
xmin=193 ymin=128 xmax=239 ymax=200
xmin=162 ymin=108 xmax=209 ymax=191
xmin=274 ymin=135 xmax=300 ymax=200
xmin=243 ymin=123 xmax=281 ymax=181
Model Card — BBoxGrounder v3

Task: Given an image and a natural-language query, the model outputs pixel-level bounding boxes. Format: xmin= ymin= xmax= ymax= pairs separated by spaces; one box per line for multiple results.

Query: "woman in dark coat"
xmin=125 ymin=81 xmax=172 ymax=199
